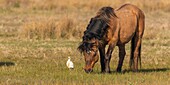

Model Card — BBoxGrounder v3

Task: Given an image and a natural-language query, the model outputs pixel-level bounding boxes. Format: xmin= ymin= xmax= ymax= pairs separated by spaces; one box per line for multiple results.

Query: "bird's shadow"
xmin=0 ymin=62 xmax=15 ymax=67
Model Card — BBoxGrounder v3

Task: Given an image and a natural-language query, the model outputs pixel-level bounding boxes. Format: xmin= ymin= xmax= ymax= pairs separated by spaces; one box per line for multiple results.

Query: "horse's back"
xmin=115 ymin=4 xmax=144 ymax=44
xmin=115 ymin=4 xmax=144 ymax=17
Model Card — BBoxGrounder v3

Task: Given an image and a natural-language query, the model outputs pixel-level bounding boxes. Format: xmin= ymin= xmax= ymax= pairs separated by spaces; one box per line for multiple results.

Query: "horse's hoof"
xmin=116 ymin=68 xmax=122 ymax=73
xmin=105 ymin=70 xmax=111 ymax=73
xmin=132 ymin=69 xmax=138 ymax=72
xmin=101 ymin=70 xmax=111 ymax=74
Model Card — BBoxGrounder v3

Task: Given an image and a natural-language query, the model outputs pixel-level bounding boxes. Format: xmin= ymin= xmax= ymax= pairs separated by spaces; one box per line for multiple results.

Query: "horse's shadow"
xmin=93 ymin=68 xmax=170 ymax=74
xmin=0 ymin=62 xmax=15 ymax=67
xmin=139 ymin=68 xmax=169 ymax=72
xmin=121 ymin=68 xmax=170 ymax=73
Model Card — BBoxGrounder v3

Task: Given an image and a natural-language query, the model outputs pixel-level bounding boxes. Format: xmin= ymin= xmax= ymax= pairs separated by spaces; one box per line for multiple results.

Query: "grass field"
xmin=0 ymin=0 xmax=170 ymax=84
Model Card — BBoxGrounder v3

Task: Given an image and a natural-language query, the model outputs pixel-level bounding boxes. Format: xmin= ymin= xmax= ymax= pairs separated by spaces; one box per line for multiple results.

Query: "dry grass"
xmin=57 ymin=17 xmax=82 ymax=39
xmin=1 ymin=0 xmax=170 ymax=39
xmin=19 ymin=17 xmax=82 ymax=40
xmin=1 ymin=0 xmax=170 ymax=11
xmin=19 ymin=19 xmax=57 ymax=40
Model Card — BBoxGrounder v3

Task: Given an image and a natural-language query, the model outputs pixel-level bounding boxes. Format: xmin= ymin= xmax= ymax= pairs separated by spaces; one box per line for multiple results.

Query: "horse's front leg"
xmin=105 ymin=43 xmax=116 ymax=73
xmin=99 ymin=44 xmax=106 ymax=73
xmin=104 ymin=23 xmax=119 ymax=73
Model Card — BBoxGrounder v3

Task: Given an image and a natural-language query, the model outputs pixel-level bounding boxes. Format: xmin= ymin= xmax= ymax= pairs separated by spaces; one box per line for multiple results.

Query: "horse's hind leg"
xmin=130 ymin=36 xmax=142 ymax=72
xmin=130 ymin=18 xmax=144 ymax=71
xmin=117 ymin=45 xmax=126 ymax=72
xmin=130 ymin=36 xmax=135 ymax=70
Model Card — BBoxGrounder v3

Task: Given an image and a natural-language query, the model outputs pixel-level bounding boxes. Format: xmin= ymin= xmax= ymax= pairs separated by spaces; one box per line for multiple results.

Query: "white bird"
xmin=66 ymin=57 xmax=74 ymax=69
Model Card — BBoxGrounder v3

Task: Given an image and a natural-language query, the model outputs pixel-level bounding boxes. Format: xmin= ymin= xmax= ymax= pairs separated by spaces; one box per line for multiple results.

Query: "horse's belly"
xmin=118 ymin=24 xmax=136 ymax=44
xmin=118 ymin=32 xmax=135 ymax=44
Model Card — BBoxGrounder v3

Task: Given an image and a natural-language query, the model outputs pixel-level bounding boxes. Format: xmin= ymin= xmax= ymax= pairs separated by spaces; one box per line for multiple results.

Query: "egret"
xmin=66 ymin=57 xmax=74 ymax=69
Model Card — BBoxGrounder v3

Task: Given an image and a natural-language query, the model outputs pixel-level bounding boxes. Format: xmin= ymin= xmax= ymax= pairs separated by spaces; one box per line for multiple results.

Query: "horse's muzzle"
xmin=84 ymin=68 xmax=93 ymax=73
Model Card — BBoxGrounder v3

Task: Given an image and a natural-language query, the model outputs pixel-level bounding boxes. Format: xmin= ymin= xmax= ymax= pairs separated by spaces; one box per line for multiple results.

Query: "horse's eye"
xmin=87 ymin=50 xmax=92 ymax=54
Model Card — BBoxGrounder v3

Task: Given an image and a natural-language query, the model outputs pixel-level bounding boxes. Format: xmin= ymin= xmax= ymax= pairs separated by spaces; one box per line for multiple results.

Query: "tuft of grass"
xmin=19 ymin=19 xmax=57 ymax=40
xmin=19 ymin=17 xmax=82 ymax=40
xmin=57 ymin=17 xmax=82 ymax=39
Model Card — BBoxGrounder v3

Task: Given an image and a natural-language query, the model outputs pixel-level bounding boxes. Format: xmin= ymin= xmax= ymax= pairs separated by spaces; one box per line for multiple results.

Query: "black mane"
xmin=82 ymin=6 xmax=117 ymax=41
xmin=78 ymin=6 xmax=116 ymax=53
xmin=83 ymin=18 xmax=108 ymax=40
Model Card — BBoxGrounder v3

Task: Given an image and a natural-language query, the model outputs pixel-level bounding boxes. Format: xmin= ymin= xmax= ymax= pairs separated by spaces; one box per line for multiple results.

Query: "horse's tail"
xmin=139 ymin=45 xmax=142 ymax=69
xmin=129 ymin=10 xmax=145 ymax=69
xmin=136 ymin=8 xmax=144 ymax=69
xmin=138 ymin=43 xmax=142 ymax=69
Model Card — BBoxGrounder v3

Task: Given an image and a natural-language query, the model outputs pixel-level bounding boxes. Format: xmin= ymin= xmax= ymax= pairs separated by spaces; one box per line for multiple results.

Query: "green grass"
xmin=0 ymin=36 xmax=170 ymax=84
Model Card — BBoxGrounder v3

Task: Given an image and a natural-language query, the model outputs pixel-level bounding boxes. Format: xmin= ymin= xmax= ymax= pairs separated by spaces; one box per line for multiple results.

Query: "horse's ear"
xmin=90 ymin=18 xmax=94 ymax=22
xmin=86 ymin=18 xmax=94 ymax=30
xmin=77 ymin=42 xmax=84 ymax=53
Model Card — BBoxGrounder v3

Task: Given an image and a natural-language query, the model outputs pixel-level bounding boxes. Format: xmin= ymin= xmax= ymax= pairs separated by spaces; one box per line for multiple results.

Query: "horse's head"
xmin=78 ymin=17 xmax=109 ymax=73
xmin=78 ymin=38 xmax=99 ymax=73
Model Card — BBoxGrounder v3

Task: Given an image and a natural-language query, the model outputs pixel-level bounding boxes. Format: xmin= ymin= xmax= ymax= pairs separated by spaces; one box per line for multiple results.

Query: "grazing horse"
xmin=78 ymin=4 xmax=145 ymax=73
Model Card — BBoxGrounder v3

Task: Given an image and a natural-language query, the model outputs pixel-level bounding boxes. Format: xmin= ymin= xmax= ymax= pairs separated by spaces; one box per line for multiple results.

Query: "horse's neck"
xmin=110 ymin=17 xmax=119 ymax=31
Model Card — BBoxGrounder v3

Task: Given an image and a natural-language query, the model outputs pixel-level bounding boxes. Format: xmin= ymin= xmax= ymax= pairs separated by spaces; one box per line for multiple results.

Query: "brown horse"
xmin=78 ymin=4 xmax=145 ymax=73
